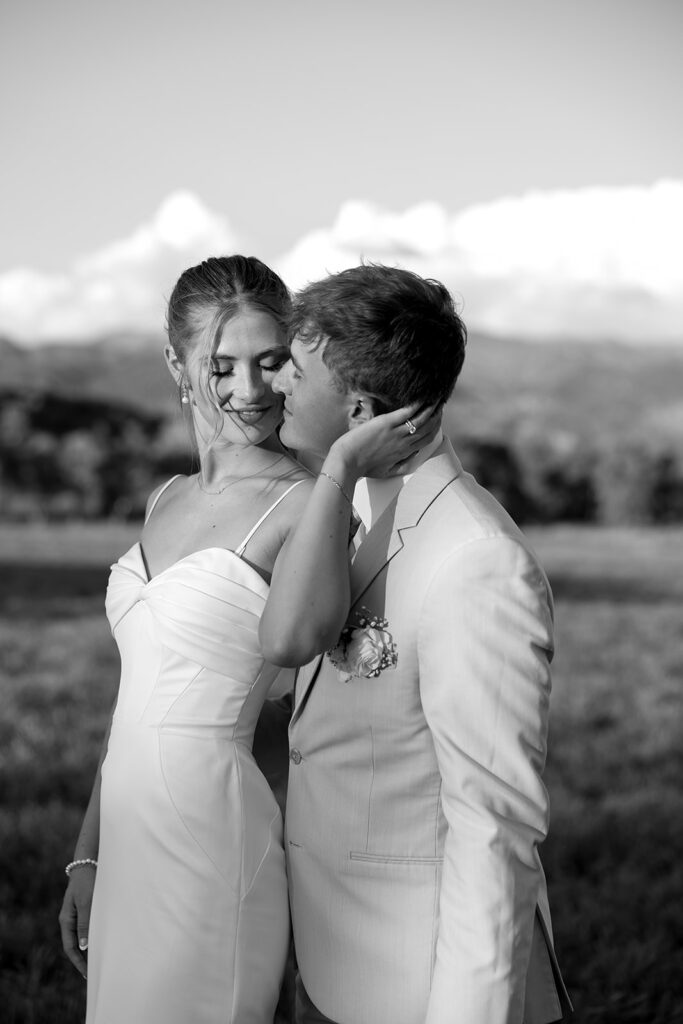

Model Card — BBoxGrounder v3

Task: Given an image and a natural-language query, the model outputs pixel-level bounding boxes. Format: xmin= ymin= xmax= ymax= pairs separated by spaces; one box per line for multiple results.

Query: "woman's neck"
xmin=197 ymin=435 xmax=289 ymax=488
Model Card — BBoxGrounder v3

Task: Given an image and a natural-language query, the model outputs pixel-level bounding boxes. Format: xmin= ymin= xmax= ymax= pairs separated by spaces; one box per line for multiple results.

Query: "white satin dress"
xmin=86 ymin=478 xmax=302 ymax=1024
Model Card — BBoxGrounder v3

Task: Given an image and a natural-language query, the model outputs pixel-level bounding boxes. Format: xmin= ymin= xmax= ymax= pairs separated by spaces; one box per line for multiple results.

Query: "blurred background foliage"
xmin=2 ymin=331 xmax=683 ymax=525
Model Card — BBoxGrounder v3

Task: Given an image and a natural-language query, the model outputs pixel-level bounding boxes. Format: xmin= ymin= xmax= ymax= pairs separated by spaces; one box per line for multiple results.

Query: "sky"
xmin=1 ymin=0 xmax=682 ymax=344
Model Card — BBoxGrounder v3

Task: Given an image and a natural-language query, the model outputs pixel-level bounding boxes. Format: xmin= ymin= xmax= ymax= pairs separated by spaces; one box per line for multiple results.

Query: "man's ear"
xmin=347 ymin=394 xmax=376 ymax=429
xmin=164 ymin=344 xmax=185 ymax=387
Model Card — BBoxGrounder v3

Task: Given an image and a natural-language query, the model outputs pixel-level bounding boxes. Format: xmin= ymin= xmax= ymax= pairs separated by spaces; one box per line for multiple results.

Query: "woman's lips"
xmin=230 ymin=406 xmax=273 ymax=424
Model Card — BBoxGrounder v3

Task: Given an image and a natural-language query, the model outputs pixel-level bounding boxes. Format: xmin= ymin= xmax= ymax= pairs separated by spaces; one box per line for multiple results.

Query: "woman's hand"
xmin=59 ymin=864 xmax=97 ymax=979
xmin=331 ymin=402 xmax=441 ymax=479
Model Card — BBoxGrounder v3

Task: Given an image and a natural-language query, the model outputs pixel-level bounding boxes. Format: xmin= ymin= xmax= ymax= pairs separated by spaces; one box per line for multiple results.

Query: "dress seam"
xmin=157 ymin=744 xmax=235 ymax=887
xmin=157 ymin=700 xmax=238 ymax=888
xmin=241 ymin=809 xmax=281 ymax=901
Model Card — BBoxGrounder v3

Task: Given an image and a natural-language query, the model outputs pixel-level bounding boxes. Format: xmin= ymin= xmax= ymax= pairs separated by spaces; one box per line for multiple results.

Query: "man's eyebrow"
xmin=289 ymin=350 xmax=303 ymax=372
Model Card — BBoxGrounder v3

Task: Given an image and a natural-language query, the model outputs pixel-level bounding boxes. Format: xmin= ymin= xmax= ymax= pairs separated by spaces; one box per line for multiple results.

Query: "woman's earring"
xmin=180 ymin=380 xmax=190 ymax=405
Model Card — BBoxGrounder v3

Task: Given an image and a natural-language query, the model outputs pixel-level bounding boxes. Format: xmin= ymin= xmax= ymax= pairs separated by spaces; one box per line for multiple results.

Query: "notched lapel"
xmin=290 ymin=656 xmax=324 ymax=724
xmin=350 ymin=440 xmax=463 ymax=609
xmin=349 ymin=498 xmax=403 ymax=606
xmin=292 ymin=441 xmax=463 ymax=724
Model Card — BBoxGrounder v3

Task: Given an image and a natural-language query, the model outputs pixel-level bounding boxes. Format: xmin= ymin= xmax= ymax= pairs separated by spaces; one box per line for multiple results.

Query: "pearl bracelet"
xmin=65 ymin=858 xmax=98 ymax=877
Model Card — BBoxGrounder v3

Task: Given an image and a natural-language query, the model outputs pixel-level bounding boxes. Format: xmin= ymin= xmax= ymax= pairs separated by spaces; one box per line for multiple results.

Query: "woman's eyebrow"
xmin=212 ymin=346 xmax=289 ymax=363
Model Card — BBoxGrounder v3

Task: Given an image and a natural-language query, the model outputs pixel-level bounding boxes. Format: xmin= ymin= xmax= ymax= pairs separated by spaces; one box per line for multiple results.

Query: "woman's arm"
xmin=259 ymin=404 xmax=437 ymax=666
xmin=59 ymin=706 xmax=114 ymax=978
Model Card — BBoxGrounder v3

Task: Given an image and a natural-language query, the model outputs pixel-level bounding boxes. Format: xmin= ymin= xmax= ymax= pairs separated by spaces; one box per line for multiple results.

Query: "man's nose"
xmin=272 ymin=360 xmax=292 ymax=395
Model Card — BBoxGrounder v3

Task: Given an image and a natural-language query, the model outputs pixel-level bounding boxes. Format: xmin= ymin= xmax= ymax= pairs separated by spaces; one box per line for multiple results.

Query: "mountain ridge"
xmin=2 ymin=332 xmax=682 ymax=442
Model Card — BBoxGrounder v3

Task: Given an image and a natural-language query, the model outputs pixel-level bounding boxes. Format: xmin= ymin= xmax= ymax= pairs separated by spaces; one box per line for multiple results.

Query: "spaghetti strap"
xmin=235 ymin=479 xmax=307 ymax=557
xmin=144 ymin=475 xmax=182 ymax=524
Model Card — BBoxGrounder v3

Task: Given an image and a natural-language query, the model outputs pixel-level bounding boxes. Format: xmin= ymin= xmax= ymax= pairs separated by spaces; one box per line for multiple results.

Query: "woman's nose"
xmin=232 ymin=367 xmax=266 ymax=402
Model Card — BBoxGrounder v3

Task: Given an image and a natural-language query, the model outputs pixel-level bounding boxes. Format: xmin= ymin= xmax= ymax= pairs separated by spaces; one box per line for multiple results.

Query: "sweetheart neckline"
xmin=120 ymin=542 xmax=270 ymax=592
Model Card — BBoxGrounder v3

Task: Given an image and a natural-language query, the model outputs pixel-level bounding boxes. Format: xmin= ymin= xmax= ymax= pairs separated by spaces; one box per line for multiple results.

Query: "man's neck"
xmin=354 ymin=430 xmax=443 ymax=532
xmin=290 ymin=448 xmax=324 ymax=474
xmin=385 ymin=428 xmax=444 ymax=479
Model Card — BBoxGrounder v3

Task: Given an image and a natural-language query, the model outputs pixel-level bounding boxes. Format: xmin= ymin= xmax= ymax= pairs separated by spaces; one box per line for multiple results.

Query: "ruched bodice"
xmin=87 ymin=504 xmax=297 ymax=1024
xmin=106 ymin=543 xmax=283 ymax=739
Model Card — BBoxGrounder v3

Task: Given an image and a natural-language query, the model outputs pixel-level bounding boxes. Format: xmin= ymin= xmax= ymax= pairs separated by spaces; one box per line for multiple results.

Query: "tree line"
xmin=2 ymin=390 xmax=682 ymax=525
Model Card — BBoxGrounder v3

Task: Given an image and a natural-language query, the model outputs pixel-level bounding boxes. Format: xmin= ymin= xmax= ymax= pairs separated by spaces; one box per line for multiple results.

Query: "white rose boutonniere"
xmin=327 ymin=607 xmax=398 ymax=682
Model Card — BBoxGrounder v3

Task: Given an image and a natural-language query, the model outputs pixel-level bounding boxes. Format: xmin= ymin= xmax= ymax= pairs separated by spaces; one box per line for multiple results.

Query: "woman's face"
xmin=182 ymin=308 xmax=289 ymax=448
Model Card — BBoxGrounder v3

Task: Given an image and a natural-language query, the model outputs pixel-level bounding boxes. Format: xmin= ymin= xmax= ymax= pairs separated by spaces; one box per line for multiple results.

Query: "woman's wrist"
xmin=65 ymin=858 xmax=98 ymax=877
xmin=73 ymin=838 xmax=99 ymax=862
xmin=323 ymin=437 xmax=362 ymax=487
xmin=318 ymin=470 xmax=353 ymax=507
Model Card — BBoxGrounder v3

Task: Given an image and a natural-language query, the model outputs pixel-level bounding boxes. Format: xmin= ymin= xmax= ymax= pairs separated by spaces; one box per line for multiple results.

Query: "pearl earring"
xmin=180 ymin=380 xmax=190 ymax=405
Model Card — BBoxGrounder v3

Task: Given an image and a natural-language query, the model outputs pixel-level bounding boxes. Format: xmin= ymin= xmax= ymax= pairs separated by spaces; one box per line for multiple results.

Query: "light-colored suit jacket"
xmin=286 ymin=439 xmax=570 ymax=1024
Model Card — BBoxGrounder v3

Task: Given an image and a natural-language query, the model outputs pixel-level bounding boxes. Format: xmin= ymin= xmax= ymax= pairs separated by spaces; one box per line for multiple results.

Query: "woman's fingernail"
xmin=78 ymin=938 xmax=88 ymax=950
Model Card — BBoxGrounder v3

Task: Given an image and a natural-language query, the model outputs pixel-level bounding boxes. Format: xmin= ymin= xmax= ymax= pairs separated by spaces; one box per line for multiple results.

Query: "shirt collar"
xmin=352 ymin=429 xmax=444 ymax=533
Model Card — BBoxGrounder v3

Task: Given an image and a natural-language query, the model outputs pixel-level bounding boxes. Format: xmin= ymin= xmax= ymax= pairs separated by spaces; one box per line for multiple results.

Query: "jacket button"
xmin=289 ymin=748 xmax=302 ymax=765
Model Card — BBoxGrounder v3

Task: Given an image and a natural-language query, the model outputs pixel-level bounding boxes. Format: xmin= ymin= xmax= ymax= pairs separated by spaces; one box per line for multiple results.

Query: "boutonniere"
xmin=327 ymin=607 xmax=398 ymax=682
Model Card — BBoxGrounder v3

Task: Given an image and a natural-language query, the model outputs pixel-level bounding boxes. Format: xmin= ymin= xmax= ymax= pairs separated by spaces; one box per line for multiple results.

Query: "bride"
xmin=59 ymin=255 xmax=432 ymax=1024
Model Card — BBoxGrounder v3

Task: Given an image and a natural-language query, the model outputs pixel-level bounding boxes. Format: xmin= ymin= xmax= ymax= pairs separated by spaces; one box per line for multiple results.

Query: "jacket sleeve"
xmin=418 ymin=535 xmax=554 ymax=1024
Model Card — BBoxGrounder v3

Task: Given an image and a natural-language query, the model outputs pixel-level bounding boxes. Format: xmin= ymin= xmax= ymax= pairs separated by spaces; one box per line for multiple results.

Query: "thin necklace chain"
xmin=196 ymin=453 xmax=289 ymax=495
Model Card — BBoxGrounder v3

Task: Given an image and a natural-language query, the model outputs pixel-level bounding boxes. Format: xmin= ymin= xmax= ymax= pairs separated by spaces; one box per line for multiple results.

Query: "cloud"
xmin=275 ymin=181 xmax=683 ymax=344
xmin=2 ymin=183 xmax=682 ymax=345
xmin=0 ymin=192 xmax=238 ymax=343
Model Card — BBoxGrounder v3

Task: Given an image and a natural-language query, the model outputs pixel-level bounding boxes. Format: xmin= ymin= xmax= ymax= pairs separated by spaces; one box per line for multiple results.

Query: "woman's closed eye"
xmin=259 ymin=357 xmax=288 ymax=374
xmin=210 ymin=358 xmax=288 ymax=379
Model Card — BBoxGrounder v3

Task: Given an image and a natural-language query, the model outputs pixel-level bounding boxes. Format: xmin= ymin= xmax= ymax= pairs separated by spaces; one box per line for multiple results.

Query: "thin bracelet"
xmin=65 ymin=858 xmax=98 ymax=877
xmin=319 ymin=471 xmax=352 ymax=506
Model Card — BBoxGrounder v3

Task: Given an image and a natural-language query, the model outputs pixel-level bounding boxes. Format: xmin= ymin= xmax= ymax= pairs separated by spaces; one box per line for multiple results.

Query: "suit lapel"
xmin=290 ymin=656 xmax=325 ymax=724
xmin=349 ymin=438 xmax=463 ymax=609
xmin=291 ymin=439 xmax=463 ymax=724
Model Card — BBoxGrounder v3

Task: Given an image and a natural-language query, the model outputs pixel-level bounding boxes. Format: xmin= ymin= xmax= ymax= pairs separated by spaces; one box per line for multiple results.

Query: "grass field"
xmin=1 ymin=522 xmax=682 ymax=1023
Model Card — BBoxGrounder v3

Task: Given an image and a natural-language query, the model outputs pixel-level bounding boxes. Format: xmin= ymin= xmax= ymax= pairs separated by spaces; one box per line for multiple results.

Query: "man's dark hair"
xmin=289 ymin=264 xmax=467 ymax=412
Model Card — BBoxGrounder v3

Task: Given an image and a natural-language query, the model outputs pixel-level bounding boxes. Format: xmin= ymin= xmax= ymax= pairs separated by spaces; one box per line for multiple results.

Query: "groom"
xmin=267 ymin=264 xmax=571 ymax=1024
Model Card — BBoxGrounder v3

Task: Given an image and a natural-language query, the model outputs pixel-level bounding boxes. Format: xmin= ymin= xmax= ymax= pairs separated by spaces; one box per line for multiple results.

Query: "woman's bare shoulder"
xmin=144 ymin=474 xmax=190 ymax=520
xmin=274 ymin=451 xmax=315 ymax=488
xmin=269 ymin=467 xmax=315 ymax=530
xmin=279 ymin=468 xmax=315 ymax=504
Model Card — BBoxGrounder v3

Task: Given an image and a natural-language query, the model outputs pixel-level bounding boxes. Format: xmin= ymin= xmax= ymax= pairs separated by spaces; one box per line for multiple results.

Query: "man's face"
xmin=272 ymin=336 xmax=354 ymax=460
